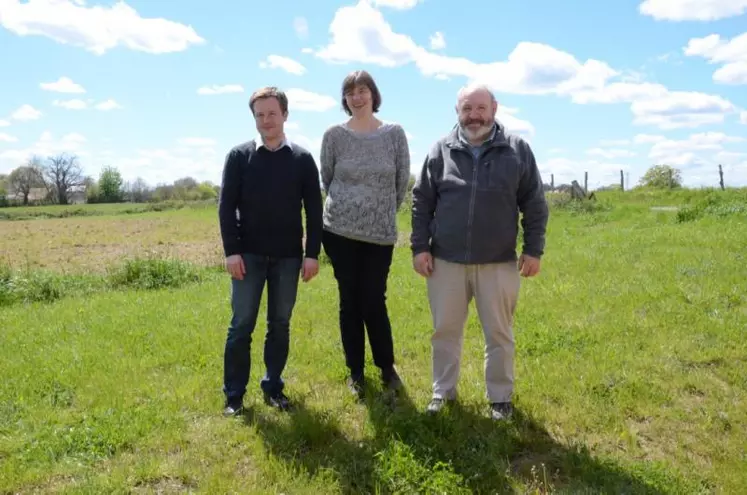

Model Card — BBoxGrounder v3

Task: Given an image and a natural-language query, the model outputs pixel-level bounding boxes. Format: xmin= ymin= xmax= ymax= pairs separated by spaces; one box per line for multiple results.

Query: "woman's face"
xmin=345 ymin=84 xmax=372 ymax=115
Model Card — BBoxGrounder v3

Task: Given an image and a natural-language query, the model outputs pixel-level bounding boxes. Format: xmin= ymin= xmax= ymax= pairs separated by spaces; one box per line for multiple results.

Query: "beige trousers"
xmin=426 ymin=257 xmax=521 ymax=403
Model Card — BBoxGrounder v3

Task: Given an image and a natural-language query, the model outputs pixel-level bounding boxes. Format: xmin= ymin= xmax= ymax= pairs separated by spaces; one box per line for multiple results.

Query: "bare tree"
xmin=44 ymin=153 xmax=84 ymax=204
xmin=129 ymin=177 xmax=151 ymax=202
xmin=8 ymin=157 xmax=46 ymax=205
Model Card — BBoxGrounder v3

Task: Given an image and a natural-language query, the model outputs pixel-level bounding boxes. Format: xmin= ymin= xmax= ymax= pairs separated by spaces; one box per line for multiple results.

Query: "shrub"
xmin=675 ymin=193 xmax=747 ymax=223
xmin=108 ymin=257 xmax=202 ymax=290
xmin=0 ymin=264 xmax=64 ymax=306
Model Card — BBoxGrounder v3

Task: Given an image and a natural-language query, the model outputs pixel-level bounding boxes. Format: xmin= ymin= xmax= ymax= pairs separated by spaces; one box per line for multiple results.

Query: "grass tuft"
xmin=107 ymin=257 xmax=204 ymax=290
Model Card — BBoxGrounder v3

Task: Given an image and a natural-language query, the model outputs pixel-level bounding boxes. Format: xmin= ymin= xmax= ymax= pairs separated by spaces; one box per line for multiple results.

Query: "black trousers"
xmin=322 ymin=229 xmax=395 ymax=379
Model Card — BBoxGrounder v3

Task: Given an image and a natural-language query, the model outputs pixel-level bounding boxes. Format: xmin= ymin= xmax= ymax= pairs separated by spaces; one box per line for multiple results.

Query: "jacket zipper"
xmin=465 ymin=151 xmax=479 ymax=264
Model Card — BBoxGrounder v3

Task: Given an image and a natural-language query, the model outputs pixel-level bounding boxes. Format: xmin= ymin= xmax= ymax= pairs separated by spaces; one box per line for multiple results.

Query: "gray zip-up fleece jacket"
xmin=410 ymin=122 xmax=549 ymax=264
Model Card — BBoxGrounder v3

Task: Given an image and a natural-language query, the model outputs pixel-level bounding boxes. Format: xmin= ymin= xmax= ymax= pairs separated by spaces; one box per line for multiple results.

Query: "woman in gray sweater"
xmin=320 ymin=69 xmax=411 ymax=400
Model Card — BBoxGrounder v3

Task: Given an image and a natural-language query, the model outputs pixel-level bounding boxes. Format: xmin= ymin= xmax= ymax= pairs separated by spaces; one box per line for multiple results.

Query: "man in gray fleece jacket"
xmin=411 ymin=83 xmax=549 ymax=421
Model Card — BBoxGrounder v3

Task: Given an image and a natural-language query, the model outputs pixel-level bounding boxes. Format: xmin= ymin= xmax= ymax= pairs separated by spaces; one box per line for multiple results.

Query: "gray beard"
xmin=460 ymin=123 xmax=493 ymax=143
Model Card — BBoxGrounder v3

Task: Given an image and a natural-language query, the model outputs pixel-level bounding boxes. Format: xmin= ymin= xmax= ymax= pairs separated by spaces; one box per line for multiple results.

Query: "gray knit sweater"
xmin=320 ymin=122 xmax=411 ymax=245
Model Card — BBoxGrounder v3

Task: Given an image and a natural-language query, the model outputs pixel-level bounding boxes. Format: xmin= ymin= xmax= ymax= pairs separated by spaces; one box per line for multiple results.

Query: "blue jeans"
xmin=223 ymin=253 xmax=302 ymax=402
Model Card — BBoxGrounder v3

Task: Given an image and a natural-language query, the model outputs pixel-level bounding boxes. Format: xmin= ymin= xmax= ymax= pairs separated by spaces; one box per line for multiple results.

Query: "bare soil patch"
xmin=1 ymin=213 xmax=223 ymax=273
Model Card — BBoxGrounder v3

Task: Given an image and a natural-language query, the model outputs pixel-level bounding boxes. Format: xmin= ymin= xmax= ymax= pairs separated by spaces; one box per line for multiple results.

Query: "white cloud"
xmin=105 ymin=146 xmax=222 ymax=185
xmin=684 ymin=33 xmax=747 ymax=85
xmin=429 ymin=31 xmax=445 ymax=50
xmin=0 ymin=0 xmax=205 ymax=55
xmin=50 ymin=98 xmax=122 ymax=110
xmin=0 ymin=120 xmax=9 ymax=127
xmin=53 ymin=99 xmax=87 ymax=110
xmin=286 ymin=88 xmax=337 ymax=112
xmin=634 ymin=134 xmax=666 ymax=144
xmin=315 ymin=2 xmax=617 ymax=96
xmin=741 ymin=111 xmax=747 ymax=124
xmin=0 ymin=131 xmax=89 ymax=174
xmin=10 ymin=104 xmax=42 ymax=121
xmin=95 ymin=99 xmax=123 ymax=111
xmin=599 ymin=139 xmax=631 ymax=146
xmin=293 ymin=17 xmax=308 ymax=39
xmin=372 ymin=0 xmax=422 ymax=9
xmin=638 ymin=0 xmax=747 ymax=21
xmin=313 ymin=1 xmax=736 ymax=131
xmin=259 ymin=55 xmax=307 ymax=75
xmin=40 ymin=76 xmax=85 ymax=93
xmin=497 ymin=106 xmax=535 ymax=138
xmin=647 ymin=132 xmax=745 ymax=170
xmin=0 ymin=133 xmax=19 ymax=143
xmin=586 ymin=148 xmax=637 ymax=159
xmin=197 ymin=84 xmax=244 ymax=95
xmin=177 ymin=137 xmax=216 ymax=147
xmin=631 ymin=91 xmax=735 ymax=129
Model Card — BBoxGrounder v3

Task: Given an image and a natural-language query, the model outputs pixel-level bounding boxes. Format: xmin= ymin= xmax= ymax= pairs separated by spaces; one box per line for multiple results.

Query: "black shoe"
xmin=223 ymin=399 xmax=243 ymax=417
xmin=381 ymin=366 xmax=403 ymax=391
xmin=490 ymin=401 xmax=513 ymax=421
xmin=347 ymin=375 xmax=365 ymax=401
xmin=264 ymin=391 xmax=291 ymax=411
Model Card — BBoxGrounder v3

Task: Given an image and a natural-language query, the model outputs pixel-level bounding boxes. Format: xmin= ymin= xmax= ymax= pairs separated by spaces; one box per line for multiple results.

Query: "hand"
xmin=518 ymin=254 xmax=541 ymax=277
xmin=225 ymin=254 xmax=245 ymax=280
xmin=301 ymin=258 xmax=319 ymax=282
xmin=413 ymin=252 xmax=434 ymax=277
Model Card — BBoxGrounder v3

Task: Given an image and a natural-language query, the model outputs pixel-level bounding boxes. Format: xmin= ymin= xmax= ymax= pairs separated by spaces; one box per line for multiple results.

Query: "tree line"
xmin=0 ymin=153 xmax=220 ymax=207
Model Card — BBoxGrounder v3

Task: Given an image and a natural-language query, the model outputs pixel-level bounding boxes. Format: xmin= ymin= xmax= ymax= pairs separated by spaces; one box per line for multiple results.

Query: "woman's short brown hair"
xmin=341 ymin=70 xmax=382 ymax=115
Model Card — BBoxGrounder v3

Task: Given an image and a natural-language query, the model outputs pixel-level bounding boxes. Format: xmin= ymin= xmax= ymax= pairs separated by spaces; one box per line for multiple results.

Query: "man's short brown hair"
xmin=249 ymin=86 xmax=289 ymax=115
xmin=341 ymin=70 xmax=382 ymax=115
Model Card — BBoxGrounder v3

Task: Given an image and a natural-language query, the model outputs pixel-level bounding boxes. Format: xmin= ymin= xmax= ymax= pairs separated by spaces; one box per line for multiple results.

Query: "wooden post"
xmin=584 ymin=171 xmax=588 ymax=194
xmin=620 ymin=169 xmax=624 ymax=191
xmin=719 ymin=164 xmax=724 ymax=191
xmin=669 ymin=168 xmax=673 ymax=189
xmin=551 ymin=174 xmax=555 ymax=190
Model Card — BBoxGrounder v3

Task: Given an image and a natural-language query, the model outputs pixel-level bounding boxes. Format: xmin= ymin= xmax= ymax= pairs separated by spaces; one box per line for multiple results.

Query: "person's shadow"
xmin=243 ymin=383 xmax=666 ymax=494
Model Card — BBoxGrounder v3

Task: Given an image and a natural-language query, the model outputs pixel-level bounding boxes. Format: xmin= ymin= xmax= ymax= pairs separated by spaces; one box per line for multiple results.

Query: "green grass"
xmin=1 ymin=190 xmax=746 ymax=493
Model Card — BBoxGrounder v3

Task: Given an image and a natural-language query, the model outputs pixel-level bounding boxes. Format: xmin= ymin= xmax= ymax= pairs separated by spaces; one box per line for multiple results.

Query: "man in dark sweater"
xmin=218 ymin=86 xmax=323 ymax=416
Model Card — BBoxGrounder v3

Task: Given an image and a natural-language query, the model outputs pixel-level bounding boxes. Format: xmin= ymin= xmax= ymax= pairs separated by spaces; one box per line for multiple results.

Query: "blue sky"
xmin=1 ymin=0 xmax=746 ymax=189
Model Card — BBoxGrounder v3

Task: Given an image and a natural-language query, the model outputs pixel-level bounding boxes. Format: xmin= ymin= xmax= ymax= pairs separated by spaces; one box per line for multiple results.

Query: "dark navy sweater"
xmin=218 ymin=140 xmax=323 ymax=259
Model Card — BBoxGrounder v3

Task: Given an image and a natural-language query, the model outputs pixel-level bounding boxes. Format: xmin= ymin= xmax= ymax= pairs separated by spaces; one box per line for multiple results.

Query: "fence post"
xmin=620 ymin=169 xmax=624 ymax=192
xmin=551 ymin=174 xmax=555 ymax=190
xmin=584 ymin=171 xmax=588 ymax=194
xmin=719 ymin=164 xmax=724 ymax=191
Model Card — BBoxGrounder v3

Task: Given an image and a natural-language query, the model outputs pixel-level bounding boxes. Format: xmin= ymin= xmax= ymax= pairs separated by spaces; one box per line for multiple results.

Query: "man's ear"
xmin=283 ymin=111 xmax=288 ymax=122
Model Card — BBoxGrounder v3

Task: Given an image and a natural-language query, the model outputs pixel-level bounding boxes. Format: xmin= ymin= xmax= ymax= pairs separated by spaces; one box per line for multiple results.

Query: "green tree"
xmin=98 ymin=166 xmax=124 ymax=202
xmin=0 ymin=173 xmax=8 ymax=198
xmin=638 ymin=164 xmax=682 ymax=189
xmin=196 ymin=181 xmax=217 ymax=200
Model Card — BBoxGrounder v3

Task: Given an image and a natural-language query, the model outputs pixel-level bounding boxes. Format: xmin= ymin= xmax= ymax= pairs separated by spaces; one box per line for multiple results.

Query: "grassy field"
xmin=1 ymin=189 xmax=746 ymax=493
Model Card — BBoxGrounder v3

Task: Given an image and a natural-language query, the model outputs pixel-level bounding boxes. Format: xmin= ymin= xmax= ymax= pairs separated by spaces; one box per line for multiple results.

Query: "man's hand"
xmin=301 ymin=258 xmax=319 ymax=282
xmin=518 ymin=254 xmax=541 ymax=277
xmin=413 ymin=252 xmax=434 ymax=277
xmin=225 ymin=254 xmax=245 ymax=280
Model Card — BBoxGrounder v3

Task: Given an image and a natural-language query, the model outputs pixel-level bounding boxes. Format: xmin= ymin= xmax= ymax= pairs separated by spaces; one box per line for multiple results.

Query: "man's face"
xmin=456 ymin=89 xmax=497 ymax=142
xmin=253 ymin=97 xmax=287 ymax=141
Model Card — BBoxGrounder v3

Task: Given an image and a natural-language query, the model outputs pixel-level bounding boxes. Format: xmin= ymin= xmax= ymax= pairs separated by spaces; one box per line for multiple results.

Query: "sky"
xmin=1 ymin=0 xmax=746 ymax=190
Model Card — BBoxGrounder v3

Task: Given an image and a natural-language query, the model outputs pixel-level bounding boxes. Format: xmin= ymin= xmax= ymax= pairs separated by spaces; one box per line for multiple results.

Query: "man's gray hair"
xmin=456 ymin=82 xmax=497 ymax=103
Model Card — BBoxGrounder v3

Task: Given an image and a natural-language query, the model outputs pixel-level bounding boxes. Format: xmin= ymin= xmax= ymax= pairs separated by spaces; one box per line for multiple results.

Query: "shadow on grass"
xmin=243 ymin=398 xmax=377 ymax=494
xmin=244 ymin=386 xmax=669 ymax=494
